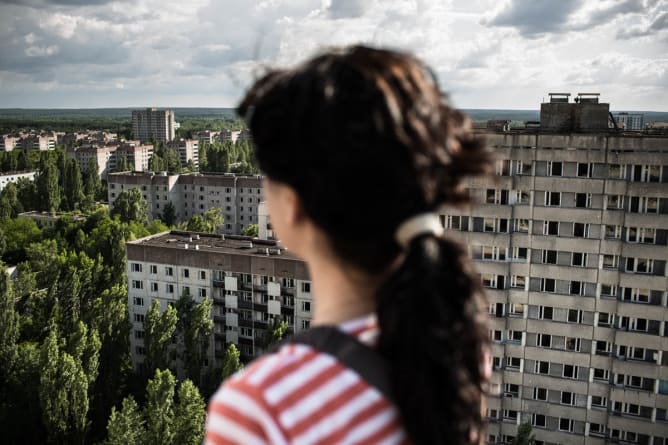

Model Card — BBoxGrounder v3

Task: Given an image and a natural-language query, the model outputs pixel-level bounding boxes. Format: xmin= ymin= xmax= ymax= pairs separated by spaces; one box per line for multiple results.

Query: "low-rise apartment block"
xmin=126 ymin=231 xmax=312 ymax=372
xmin=0 ymin=170 xmax=37 ymax=191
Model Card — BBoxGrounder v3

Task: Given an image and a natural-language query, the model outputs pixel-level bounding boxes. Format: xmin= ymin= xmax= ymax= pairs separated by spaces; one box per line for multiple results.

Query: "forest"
xmin=0 ymin=145 xmax=269 ymax=444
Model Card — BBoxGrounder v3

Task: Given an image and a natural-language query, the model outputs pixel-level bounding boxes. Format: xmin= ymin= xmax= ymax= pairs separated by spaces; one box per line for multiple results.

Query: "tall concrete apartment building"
xmin=126 ymin=231 xmax=313 ymax=371
xmin=442 ymin=94 xmax=668 ymax=445
xmin=108 ymin=172 xmax=261 ymax=234
xmin=612 ymin=113 xmax=645 ymax=131
xmin=132 ymin=108 xmax=176 ymax=142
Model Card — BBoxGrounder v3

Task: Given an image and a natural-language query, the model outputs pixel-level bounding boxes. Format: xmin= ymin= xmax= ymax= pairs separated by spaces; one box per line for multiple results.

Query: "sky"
xmin=0 ymin=0 xmax=666 ymax=110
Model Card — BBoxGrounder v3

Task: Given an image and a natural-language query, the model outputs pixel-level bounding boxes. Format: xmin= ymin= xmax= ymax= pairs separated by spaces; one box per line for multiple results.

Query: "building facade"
xmin=0 ymin=170 xmax=37 ymax=191
xmin=115 ymin=141 xmax=154 ymax=172
xmin=126 ymin=231 xmax=313 ymax=372
xmin=108 ymin=172 xmax=262 ymax=234
xmin=613 ymin=113 xmax=645 ymax=131
xmin=132 ymin=108 xmax=176 ymax=142
xmin=169 ymin=138 xmax=199 ymax=168
xmin=66 ymin=145 xmax=119 ymax=180
xmin=442 ymin=95 xmax=668 ymax=445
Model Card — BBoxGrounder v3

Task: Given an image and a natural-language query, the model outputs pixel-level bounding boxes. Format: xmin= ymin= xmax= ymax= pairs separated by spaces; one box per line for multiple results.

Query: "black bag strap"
xmin=279 ymin=326 xmax=394 ymax=402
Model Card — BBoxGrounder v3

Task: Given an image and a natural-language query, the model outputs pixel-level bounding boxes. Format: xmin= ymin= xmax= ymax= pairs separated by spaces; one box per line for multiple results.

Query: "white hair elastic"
xmin=395 ymin=213 xmax=444 ymax=249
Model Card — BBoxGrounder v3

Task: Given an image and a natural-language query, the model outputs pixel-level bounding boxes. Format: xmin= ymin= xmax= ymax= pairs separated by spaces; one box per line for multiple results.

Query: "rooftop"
xmin=128 ymin=230 xmax=298 ymax=259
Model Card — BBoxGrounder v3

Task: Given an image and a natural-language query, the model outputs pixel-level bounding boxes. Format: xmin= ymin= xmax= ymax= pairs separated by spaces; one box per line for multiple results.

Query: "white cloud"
xmin=0 ymin=0 xmax=665 ymax=110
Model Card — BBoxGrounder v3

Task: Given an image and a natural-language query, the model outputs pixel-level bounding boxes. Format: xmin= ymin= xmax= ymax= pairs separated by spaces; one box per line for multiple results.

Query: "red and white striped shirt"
xmin=205 ymin=314 xmax=409 ymax=445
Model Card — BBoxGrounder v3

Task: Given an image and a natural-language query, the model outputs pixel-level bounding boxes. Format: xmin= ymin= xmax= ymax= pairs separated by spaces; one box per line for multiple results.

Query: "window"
xmin=569 ymin=281 xmax=584 ymax=296
xmin=134 ymin=330 xmax=144 ymax=339
xmin=568 ymin=309 xmax=583 ymax=323
xmin=508 ymin=303 xmax=524 ymax=316
xmin=503 ymin=383 xmax=519 ymax=397
xmin=512 ymin=218 xmax=529 ymax=233
xmin=131 ymin=280 xmax=143 ymax=289
xmin=577 ymin=162 xmax=593 ymax=177
xmin=301 ymin=319 xmax=310 ymax=330
xmin=302 ymin=301 xmax=311 ymax=312
xmin=602 ymin=254 xmax=619 ymax=269
xmin=540 ymin=278 xmax=555 ymax=292
xmin=506 ymin=357 xmax=521 ymax=369
xmin=563 ymin=364 xmax=578 ymax=379
xmin=542 ymin=250 xmax=557 ymax=264
xmin=482 ymin=246 xmax=506 ymax=261
xmin=543 ymin=221 xmax=559 ymax=235
xmin=535 ymin=361 xmax=549 ymax=374
xmin=627 ymin=227 xmax=656 ymax=244
xmin=606 ymin=194 xmax=624 ymax=210
xmin=625 ymin=257 xmax=653 ymax=274
xmin=134 ymin=313 xmax=145 ymax=323
xmin=166 ymin=284 xmax=174 ymax=294
xmin=511 ymin=247 xmax=528 ymax=261
xmin=573 ymin=223 xmax=589 ymax=238
xmin=561 ymin=391 xmax=575 ymax=405
xmin=632 ymin=164 xmax=661 ymax=182
xmin=133 ymin=297 xmax=144 ymax=306
xmin=301 ymin=282 xmax=311 ymax=293
xmin=537 ymin=333 xmax=552 ymax=348
xmin=600 ymin=284 xmax=617 ymax=297
xmin=510 ymin=275 xmax=526 ymax=289
xmin=629 ymin=196 xmax=659 ymax=213
xmin=150 ymin=282 xmax=158 ymax=292
xmin=593 ymin=368 xmax=609 ymax=381
xmin=566 ymin=337 xmax=581 ymax=351
xmin=199 ymin=270 xmax=206 ymax=280
xmin=131 ymin=263 xmax=142 ymax=273
xmin=182 ymin=286 xmax=190 ymax=295
xmin=198 ymin=288 xmax=207 ymax=298
xmin=597 ymin=313 xmax=613 ymax=327
xmin=605 ymin=224 xmax=621 ymax=239
xmin=512 ymin=190 xmax=530 ymax=204
xmin=548 ymin=161 xmax=562 ymax=176
xmin=622 ymin=287 xmax=650 ymax=303
xmin=486 ymin=189 xmax=509 ymax=204
xmin=502 ymin=410 xmax=518 ymax=420
xmin=149 ymin=265 xmax=157 ymax=274
xmin=509 ymin=330 xmax=523 ymax=342
xmin=491 ymin=330 xmax=502 ymax=341
xmin=539 ymin=306 xmax=553 ymax=320
xmin=165 ymin=266 xmax=173 ymax=276
xmin=596 ymin=340 xmax=611 ymax=354
xmin=591 ymin=395 xmax=607 ymax=408
xmin=544 ymin=191 xmax=561 ymax=206
xmin=575 ymin=193 xmax=591 ymax=208
xmin=484 ymin=218 xmax=508 ymax=233
xmin=558 ymin=418 xmax=574 ymax=432
xmin=481 ymin=274 xmax=504 ymax=289
xmin=571 ymin=252 xmax=587 ymax=267
xmin=533 ymin=387 xmax=547 ymax=401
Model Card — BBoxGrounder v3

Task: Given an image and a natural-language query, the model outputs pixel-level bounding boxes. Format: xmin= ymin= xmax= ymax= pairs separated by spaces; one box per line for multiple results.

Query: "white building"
xmin=108 ymin=172 xmax=262 ymax=235
xmin=126 ymin=231 xmax=313 ymax=371
xmin=0 ymin=170 xmax=36 ymax=191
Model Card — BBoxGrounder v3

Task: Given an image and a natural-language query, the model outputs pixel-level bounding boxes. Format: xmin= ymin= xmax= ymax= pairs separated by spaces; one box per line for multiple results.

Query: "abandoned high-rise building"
xmin=444 ymin=93 xmax=668 ymax=445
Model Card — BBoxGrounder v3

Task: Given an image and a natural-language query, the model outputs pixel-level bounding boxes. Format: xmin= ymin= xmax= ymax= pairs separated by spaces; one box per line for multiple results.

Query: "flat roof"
xmin=128 ymin=230 xmax=299 ymax=260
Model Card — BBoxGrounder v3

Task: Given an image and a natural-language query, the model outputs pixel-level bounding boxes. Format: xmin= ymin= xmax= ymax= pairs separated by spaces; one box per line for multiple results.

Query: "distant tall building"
xmin=132 ymin=108 xmax=176 ymax=142
xmin=444 ymin=93 xmax=668 ymax=445
xmin=612 ymin=113 xmax=644 ymax=131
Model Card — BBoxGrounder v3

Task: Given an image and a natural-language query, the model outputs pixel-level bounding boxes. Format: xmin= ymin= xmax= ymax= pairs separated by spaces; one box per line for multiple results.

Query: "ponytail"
xmin=377 ymin=234 xmax=489 ymax=445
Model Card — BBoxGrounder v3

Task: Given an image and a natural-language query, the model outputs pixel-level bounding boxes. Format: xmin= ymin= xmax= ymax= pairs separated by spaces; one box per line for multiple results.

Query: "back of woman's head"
xmin=239 ymin=45 xmax=492 ymax=444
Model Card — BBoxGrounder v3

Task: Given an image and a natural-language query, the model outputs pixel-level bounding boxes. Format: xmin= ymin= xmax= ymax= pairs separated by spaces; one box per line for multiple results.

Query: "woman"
xmin=206 ymin=45 xmax=492 ymax=445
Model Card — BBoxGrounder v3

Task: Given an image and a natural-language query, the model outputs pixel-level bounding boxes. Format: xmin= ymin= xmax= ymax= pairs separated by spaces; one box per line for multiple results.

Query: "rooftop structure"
xmin=541 ymin=92 xmax=610 ymax=132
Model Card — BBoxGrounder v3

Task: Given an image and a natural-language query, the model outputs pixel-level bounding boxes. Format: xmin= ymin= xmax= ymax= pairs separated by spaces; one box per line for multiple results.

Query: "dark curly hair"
xmin=239 ymin=45 xmax=492 ymax=445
